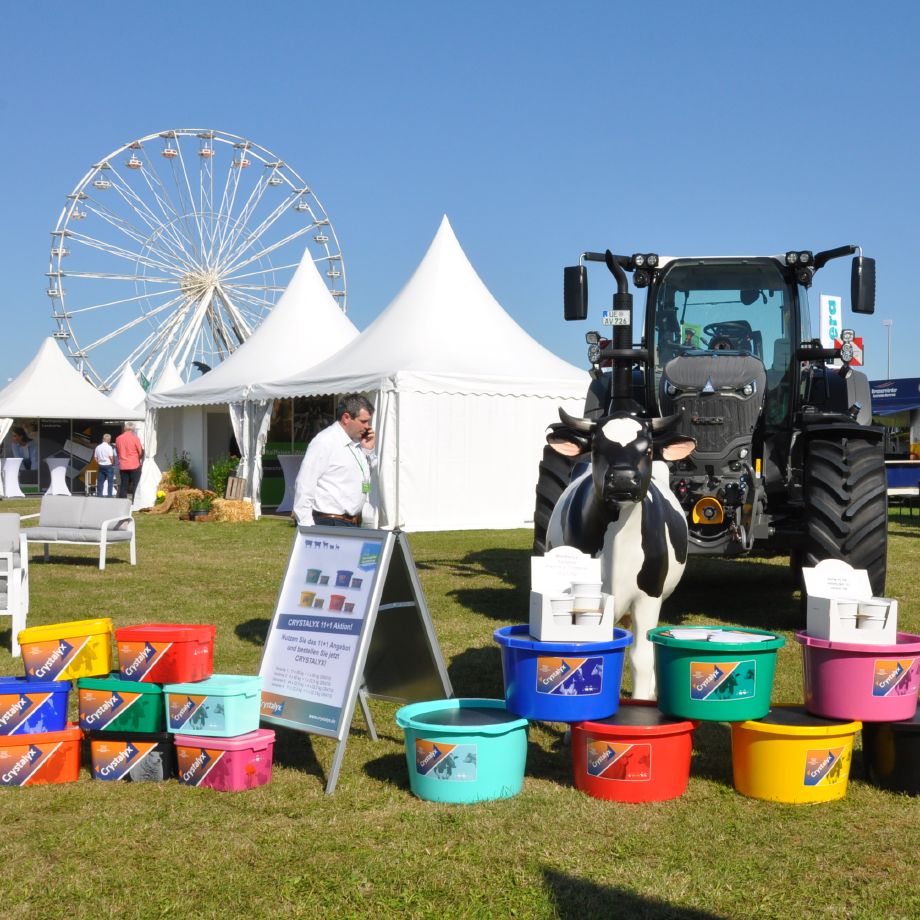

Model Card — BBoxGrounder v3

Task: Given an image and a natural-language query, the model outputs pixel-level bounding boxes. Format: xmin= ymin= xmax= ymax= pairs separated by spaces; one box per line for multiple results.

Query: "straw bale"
xmin=140 ymin=488 xmax=215 ymax=514
xmin=210 ymin=498 xmax=255 ymax=523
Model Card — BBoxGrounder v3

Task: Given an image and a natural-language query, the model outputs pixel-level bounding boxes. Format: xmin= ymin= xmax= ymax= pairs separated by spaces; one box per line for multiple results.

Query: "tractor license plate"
xmin=603 ymin=310 xmax=630 ymax=326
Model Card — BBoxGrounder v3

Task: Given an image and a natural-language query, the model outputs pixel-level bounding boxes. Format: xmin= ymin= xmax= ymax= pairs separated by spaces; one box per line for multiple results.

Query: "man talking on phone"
xmin=292 ymin=393 xmax=376 ymax=527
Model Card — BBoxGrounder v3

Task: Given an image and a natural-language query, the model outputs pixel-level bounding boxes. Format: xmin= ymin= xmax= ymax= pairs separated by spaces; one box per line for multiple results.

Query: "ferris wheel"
xmin=47 ymin=129 xmax=346 ymax=390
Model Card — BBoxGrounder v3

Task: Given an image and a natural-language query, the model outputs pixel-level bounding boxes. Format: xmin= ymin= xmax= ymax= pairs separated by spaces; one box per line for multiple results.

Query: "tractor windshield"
xmin=652 ymin=259 xmax=794 ymax=425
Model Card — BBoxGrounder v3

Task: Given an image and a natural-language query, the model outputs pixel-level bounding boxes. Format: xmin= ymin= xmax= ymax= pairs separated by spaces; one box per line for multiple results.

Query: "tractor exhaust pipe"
xmin=604 ymin=250 xmax=634 ymax=405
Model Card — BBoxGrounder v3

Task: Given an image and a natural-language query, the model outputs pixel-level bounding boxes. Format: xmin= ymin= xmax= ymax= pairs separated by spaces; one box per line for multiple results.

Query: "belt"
xmin=312 ymin=511 xmax=360 ymax=524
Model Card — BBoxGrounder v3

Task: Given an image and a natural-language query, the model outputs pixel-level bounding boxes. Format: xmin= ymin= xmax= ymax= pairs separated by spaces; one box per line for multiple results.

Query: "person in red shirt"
xmin=115 ymin=422 xmax=144 ymax=499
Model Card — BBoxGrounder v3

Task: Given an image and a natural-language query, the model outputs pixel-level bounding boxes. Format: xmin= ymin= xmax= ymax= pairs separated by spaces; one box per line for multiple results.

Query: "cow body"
xmin=544 ymin=410 xmax=695 ymax=700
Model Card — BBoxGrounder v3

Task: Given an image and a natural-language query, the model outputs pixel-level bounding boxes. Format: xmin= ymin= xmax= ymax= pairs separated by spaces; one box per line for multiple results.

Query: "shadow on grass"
xmin=271 ymin=725 xmax=328 ymax=782
xmin=543 ymin=868 xmax=731 ymax=920
xmin=438 ymin=547 xmax=530 ymax=621
xmin=27 ymin=554 xmax=128 ymax=567
xmin=447 ymin=645 xmax=506 ymax=699
xmin=235 ymin=617 xmax=270 ymax=647
xmin=363 ymin=751 xmax=412 ymax=791
xmin=526 ymin=733 xmax=574 ymax=785
xmin=689 ymin=721 xmax=733 ymax=786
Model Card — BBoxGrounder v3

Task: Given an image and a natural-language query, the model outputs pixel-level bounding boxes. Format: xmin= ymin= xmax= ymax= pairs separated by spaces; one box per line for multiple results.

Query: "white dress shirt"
xmin=292 ymin=421 xmax=377 ymax=523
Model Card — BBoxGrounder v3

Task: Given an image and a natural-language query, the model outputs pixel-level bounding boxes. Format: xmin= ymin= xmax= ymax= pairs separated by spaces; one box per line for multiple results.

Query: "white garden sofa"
xmin=0 ymin=512 xmax=29 ymax=655
xmin=22 ymin=495 xmax=136 ymax=571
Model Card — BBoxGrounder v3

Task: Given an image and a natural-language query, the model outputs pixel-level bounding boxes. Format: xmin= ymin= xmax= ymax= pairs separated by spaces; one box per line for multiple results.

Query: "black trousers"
xmin=118 ymin=466 xmax=142 ymax=499
xmin=312 ymin=513 xmax=357 ymax=528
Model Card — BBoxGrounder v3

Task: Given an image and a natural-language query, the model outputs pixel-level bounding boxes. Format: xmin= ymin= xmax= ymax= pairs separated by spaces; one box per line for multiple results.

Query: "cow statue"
xmin=545 ymin=408 xmax=696 ymax=700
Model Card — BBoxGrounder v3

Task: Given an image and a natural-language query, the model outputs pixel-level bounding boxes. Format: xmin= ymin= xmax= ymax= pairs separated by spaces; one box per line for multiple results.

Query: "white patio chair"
xmin=0 ymin=513 xmax=28 ymax=656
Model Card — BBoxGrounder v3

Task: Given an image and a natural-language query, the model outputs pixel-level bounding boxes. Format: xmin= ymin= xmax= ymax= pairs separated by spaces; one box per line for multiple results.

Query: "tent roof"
xmin=151 ymin=359 xmax=184 ymax=396
xmin=108 ymin=363 xmax=147 ymax=413
xmin=0 ymin=338 xmax=144 ymax=420
xmin=249 ymin=216 xmax=588 ymax=400
xmin=148 ymin=247 xmax=359 ymax=407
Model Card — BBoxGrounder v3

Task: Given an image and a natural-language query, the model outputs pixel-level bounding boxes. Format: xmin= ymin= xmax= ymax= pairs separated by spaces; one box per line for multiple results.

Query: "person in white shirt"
xmin=292 ymin=394 xmax=377 ymax=527
xmin=93 ymin=433 xmax=117 ymax=497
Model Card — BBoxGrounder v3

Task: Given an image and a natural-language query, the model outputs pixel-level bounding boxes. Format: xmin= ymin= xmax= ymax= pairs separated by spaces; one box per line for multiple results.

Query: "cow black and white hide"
xmin=545 ymin=409 xmax=696 ymax=700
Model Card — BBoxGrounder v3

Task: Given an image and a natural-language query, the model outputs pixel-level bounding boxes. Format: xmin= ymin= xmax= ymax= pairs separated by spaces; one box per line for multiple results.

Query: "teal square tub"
xmin=162 ymin=674 xmax=262 ymax=737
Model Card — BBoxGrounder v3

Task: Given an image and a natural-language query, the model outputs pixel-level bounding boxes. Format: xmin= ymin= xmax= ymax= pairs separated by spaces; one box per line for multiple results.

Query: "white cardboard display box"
xmin=803 ymin=558 xmax=898 ymax=645
xmin=529 ymin=546 xmax=616 ymax=643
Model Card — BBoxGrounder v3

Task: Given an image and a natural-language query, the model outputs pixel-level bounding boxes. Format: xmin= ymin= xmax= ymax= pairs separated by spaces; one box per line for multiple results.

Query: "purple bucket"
xmin=796 ymin=631 xmax=920 ymax=722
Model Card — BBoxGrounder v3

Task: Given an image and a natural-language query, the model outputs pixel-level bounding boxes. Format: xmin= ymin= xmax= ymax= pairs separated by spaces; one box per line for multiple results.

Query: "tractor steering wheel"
xmin=703 ymin=321 xmax=752 ymax=352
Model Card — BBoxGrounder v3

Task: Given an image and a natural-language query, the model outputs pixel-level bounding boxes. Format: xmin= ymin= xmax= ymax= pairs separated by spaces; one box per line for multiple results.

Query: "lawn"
xmin=1 ymin=503 xmax=919 ymax=920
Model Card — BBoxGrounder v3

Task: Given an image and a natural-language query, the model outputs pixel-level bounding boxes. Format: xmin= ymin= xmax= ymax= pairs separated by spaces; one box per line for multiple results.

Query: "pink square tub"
xmin=174 ymin=728 xmax=275 ymax=791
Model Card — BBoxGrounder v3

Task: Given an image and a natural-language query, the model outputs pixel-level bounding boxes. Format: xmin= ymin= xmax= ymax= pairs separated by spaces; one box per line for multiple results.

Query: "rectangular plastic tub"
xmin=0 ymin=677 xmax=72 ymax=735
xmin=89 ymin=730 xmax=176 ymax=781
xmin=174 ymin=728 xmax=275 ymax=791
xmin=18 ymin=618 xmax=113 ymax=682
xmin=163 ymin=674 xmax=262 ymax=737
xmin=115 ymin=624 xmax=215 ymax=683
xmin=0 ymin=723 xmax=82 ymax=785
xmin=78 ymin=673 xmax=165 ymax=732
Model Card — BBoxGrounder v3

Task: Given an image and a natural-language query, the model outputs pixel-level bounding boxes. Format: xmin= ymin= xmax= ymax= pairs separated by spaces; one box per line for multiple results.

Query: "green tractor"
xmin=534 ymin=246 xmax=887 ymax=595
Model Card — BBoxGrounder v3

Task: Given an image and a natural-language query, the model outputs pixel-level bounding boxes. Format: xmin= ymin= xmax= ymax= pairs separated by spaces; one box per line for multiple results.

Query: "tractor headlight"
xmin=741 ymin=384 xmax=753 ymax=397
xmin=796 ymin=266 xmax=814 ymax=286
xmin=634 ymin=269 xmax=650 ymax=288
xmin=587 ymin=343 xmax=602 ymax=364
xmin=798 ymin=251 xmax=813 ymax=265
xmin=664 ymin=380 xmax=680 ymax=397
xmin=633 ymin=253 xmax=645 ymax=268
xmin=786 ymin=251 xmax=799 ymax=265
xmin=646 ymin=253 xmax=659 ymax=267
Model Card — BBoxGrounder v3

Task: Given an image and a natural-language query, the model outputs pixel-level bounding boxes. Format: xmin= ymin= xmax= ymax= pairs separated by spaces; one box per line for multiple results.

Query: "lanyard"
xmin=348 ymin=441 xmax=371 ymax=492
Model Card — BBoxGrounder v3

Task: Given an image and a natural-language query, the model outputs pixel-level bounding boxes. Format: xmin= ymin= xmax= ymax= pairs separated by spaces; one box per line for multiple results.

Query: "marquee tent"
xmin=0 ymin=338 xmax=143 ymax=497
xmin=249 ymin=216 xmax=589 ymax=531
xmin=133 ymin=360 xmax=183 ymax=509
xmin=108 ymin=363 xmax=147 ymax=413
xmin=146 ymin=247 xmax=360 ymax=514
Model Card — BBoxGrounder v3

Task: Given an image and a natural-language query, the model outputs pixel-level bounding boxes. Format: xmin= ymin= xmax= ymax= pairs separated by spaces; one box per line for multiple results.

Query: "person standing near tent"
xmin=93 ymin=433 xmax=117 ymax=497
xmin=10 ymin=427 xmax=37 ymax=470
xmin=116 ymin=422 xmax=144 ymax=500
xmin=292 ymin=394 xmax=376 ymax=527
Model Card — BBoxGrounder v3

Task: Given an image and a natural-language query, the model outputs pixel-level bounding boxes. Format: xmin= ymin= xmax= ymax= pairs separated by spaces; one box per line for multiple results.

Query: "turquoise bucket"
xmin=395 ymin=699 xmax=529 ymax=804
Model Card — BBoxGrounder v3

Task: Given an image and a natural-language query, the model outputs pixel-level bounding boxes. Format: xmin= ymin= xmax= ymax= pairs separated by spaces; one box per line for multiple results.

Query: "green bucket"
xmin=649 ymin=627 xmax=785 ymax=722
xmin=78 ymin=672 xmax=166 ymax=732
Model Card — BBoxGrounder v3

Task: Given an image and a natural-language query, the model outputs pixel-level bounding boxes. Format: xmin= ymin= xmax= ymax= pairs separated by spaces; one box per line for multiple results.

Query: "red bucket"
xmin=571 ymin=700 xmax=698 ymax=803
xmin=115 ymin=624 xmax=215 ymax=683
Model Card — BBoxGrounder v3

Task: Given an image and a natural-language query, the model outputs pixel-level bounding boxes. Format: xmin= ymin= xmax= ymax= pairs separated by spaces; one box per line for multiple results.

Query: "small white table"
xmin=276 ymin=454 xmax=302 ymax=514
xmin=45 ymin=458 xmax=71 ymax=496
xmin=1 ymin=458 xmax=25 ymax=499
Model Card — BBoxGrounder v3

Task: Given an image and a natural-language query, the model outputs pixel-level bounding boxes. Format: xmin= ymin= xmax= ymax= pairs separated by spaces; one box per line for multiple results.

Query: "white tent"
xmin=146 ymin=248 xmax=359 ymax=515
xmin=249 ymin=216 xmax=589 ymax=531
xmin=0 ymin=338 xmax=143 ymax=497
xmin=108 ymin=363 xmax=147 ymax=413
xmin=132 ymin=360 xmax=184 ymax=510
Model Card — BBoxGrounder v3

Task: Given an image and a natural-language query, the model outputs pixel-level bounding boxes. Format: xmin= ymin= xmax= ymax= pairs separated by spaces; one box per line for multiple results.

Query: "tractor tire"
xmin=803 ymin=436 xmax=888 ymax=596
xmin=533 ymin=446 xmax=587 ymax=555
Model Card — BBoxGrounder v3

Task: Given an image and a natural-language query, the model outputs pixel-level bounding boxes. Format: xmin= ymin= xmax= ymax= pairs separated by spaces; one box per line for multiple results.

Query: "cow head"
xmin=548 ymin=409 xmax=696 ymax=507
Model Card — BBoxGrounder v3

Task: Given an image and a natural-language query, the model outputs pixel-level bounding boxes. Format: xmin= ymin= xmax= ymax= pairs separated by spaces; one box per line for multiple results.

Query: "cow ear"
xmin=653 ymin=432 xmax=696 ymax=461
xmin=546 ymin=423 xmax=592 ymax=457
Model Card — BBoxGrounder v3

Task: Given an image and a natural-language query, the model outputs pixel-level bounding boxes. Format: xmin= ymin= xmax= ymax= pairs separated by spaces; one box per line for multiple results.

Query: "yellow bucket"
xmin=18 ymin=618 xmax=114 ymax=682
xmin=731 ymin=705 xmax=861 ymax=804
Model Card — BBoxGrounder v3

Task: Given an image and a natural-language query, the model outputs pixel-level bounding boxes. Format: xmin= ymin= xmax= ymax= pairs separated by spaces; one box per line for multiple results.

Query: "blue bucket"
xmin=0 ymin=676 xmax=72 ymax=735
xmin=493 ymin=625 xmax=633 ymax=722
xmin=395 ymin=699 xmax=529 ymax=803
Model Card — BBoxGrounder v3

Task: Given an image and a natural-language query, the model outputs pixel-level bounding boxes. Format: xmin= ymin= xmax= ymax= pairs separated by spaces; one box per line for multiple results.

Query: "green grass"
xmin=2 ymin=504 xmax=920 ymax=920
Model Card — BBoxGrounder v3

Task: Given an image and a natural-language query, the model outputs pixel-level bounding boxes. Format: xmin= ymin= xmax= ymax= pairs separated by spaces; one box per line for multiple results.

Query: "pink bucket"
xmin=174 ymin=728 xmax=275 ymax=791
xmin=796 ymin=631 xmax=920 ymax=722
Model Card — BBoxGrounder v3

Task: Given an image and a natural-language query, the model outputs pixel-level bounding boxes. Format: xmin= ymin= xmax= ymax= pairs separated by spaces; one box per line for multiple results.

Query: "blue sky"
xmin=1 ymin=1 xmax=917 ymax=385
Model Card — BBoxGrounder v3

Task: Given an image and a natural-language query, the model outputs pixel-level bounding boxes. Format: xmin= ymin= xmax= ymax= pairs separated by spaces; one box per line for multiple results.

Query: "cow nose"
xmin=606 ymin=469 xmax=640 ymax=488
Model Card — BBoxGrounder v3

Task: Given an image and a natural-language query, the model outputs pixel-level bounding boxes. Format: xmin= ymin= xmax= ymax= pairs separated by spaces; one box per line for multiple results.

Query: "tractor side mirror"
xmin=851 ymin=256 xmax=876 ymax=315
xmin=564 ymin=265 xmax=588 ymax=321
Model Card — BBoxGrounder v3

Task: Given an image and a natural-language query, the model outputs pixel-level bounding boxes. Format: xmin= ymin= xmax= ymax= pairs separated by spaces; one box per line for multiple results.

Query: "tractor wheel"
xmin=803 ymin=436 xmax=888 ymax=596
xmin=533 ymin=446 xmax=586 ymax=555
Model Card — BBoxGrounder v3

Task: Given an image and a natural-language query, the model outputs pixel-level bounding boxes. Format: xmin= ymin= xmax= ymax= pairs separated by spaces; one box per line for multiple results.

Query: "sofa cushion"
xmin=0 ymin=513 xmax=21 ymax=545
xmin=40 ymin=527 xmax=131 ymax=544
xmin=81 ymin=497 xmax=133 ymax=530
xmin=0 ymin=551 xmax=22 ymax=571
xmin=39 ymin=495 xmax=86 ymax=529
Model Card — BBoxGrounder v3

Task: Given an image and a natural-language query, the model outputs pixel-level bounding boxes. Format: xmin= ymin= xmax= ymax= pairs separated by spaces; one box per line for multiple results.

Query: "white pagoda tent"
xmin=249 ymin=216 xmax=588 ymax=531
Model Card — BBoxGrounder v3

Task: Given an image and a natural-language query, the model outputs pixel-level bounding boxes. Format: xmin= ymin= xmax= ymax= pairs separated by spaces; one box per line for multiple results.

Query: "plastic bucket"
xmin=395 ymin=698 xmax=529 ymax=803
xmin=78 ymin=673 xmax=165 ymax=732
xmin=571 ymin=700 xmax=698 ymax=802
xmin=174 ymin=728 xmax=275 ymax=791
xmin=796 ymin=630 xmax=920 ymax=722
xmin=0 ymin=723 xmax=82 ymax=785
xmin=493 ymin=624 xmax=633 ymax=722
xmin=163 ymin=674 xmax=262 ymax=737
xmin=89 ymin=730 xmax=176 ymax=782
xmin=863 ymin=714 xmax=920 ymax=796
xmin=115 ymin=624 xmax=215 ymax=683
xmin=649 ymin=626 xmax=785 ymax=721
xmin=0 ymin=677 xmax=71 ymax=735
xmin=18 ymin=618 xmax=113 ymax=682
xmin=731 ymin=706 xmax=861 ymax=804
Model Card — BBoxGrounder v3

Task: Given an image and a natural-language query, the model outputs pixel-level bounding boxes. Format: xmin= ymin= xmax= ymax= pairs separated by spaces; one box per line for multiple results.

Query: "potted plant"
xmin=187 ymin=494 xmax=213 ymax=521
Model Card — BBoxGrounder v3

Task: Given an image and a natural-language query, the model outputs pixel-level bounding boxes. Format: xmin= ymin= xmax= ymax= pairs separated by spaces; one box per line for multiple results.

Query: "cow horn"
xmin=559 ymin=408 xmax=597 ymax=432
xmin=650 ymin=412 xmax=682 ymax=433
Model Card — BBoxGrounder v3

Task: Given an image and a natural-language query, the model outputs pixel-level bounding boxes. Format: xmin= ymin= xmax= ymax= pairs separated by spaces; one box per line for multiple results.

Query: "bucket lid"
xmin=173 ymin=728 xmax=275 ymax=751
xmin=115 ymin=623 xmax=216 ymax=642
xmin=795 ymin=629 xmax=920 ymax=654
xmin=77 ymin=672 xmax=163 ymax=694
xmin=162 ymin=674 xmax=262 ymax=697
xmin=396 ymin=698 xmax=529 ymax=735
xmin=0 ymin=676 xmax=72 ymax=694
xmin=0 ymin=722 xmax=82 ymax=745
xmin=649 ymin=625 xmax=785 ymax=652
xmin=575 ymin=700 xmax=698 ymax=736
xmin=493 ymin=623 xmax=633 ymax=653
xmin=88 ymin=730 xmax=172 ymax=743
xmin=738 ymin=706 xmax=861 ymax=735
xmin=18 ymin=618 xmax=113 ymax=643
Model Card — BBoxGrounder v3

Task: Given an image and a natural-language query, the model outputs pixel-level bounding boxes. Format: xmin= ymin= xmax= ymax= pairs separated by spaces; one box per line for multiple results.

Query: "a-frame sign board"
xmin=258 ymin=526 xmax=453 ymax=794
